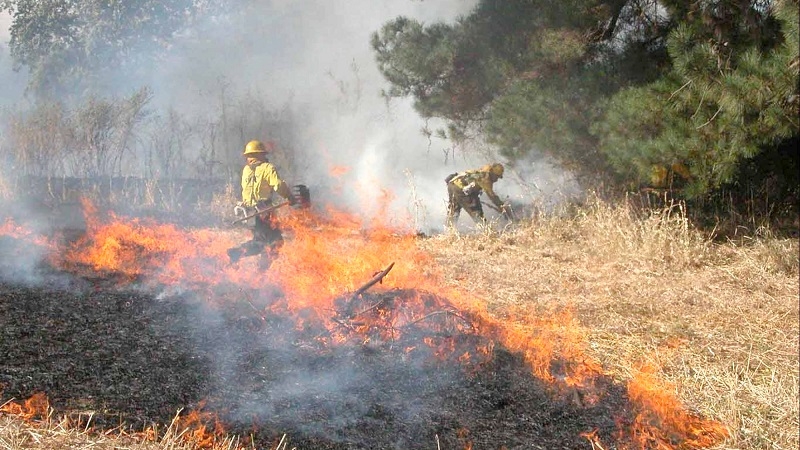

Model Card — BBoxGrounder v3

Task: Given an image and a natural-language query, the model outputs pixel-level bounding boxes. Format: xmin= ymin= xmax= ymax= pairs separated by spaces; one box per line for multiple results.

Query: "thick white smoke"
xmin=148 ymin=0 xmax=492 ymax=233
xmin=1 ymin=1 xmax=581 ymax=235
xmin=0 ymin=11 xmax=26 ymax=105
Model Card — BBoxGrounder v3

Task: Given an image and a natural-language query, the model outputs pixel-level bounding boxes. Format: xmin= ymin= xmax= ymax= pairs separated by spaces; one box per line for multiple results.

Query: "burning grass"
xmin=0 ymin=400 xmax=245 ymax=450
xmin=0 ymin=194 xmax=796 ymax=449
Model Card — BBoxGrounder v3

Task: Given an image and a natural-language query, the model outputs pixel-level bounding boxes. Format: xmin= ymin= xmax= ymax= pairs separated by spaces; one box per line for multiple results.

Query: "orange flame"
xmin=174 ymin=401 xmax=227 ymax=449
xmin=622 ymin=364 xmax=729 ymax=449
xmin=58 ymin=199 xmax=247 ymax=287
xmin=0 ymin=218 xmax=55 ymax=249
xmin=267 ymin=207 xmax=439 ymax=311
xmin=0 ymin=392 xmax=50 ymax=421
xmin=329 ymin=165 xmax=350 ymax=178
xmin=457 ymin=427 xmax=473 ymax=450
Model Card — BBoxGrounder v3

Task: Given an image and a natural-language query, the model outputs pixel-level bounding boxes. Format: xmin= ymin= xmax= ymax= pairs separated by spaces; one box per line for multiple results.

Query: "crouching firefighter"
xmin=445 ymin=162 xmax=510 ymax=229
xmin=227 ymin=139 xmax=298 ymax=269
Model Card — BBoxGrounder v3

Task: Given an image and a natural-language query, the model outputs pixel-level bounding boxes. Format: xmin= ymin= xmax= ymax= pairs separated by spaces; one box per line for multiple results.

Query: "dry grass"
xmin=420 ymin=194 xmax=799 ymax=450
xmin=0 ymin=410 xmax=175 ymax=450
xmin=0 ymin=406 xmax=278 ymax=450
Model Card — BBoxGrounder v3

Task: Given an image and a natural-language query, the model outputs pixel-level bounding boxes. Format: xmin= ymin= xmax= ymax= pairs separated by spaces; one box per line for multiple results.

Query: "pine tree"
xmin=594 ymin=0 xmax=799 ymax=196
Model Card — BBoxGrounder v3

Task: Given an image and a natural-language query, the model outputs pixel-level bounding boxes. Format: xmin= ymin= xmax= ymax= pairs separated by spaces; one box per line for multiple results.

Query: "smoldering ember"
xmin=0 ymin=200 xmax=728 ymax=450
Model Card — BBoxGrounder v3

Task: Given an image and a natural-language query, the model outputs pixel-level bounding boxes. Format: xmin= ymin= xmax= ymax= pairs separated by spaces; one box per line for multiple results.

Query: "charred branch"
xmin=351 ymin=262 xmax=395 ymax=301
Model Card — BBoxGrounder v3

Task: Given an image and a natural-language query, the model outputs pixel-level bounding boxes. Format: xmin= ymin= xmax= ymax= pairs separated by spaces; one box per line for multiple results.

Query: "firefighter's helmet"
xmin=243 ymin=140 xmax=269 ymax=155
xmin=483 ymin=163 xmax=504 ymax=179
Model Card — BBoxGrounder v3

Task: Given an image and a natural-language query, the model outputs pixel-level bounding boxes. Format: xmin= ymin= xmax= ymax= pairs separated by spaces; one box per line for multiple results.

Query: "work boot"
xmin=226 ymin=247 xmax=243 ymax=265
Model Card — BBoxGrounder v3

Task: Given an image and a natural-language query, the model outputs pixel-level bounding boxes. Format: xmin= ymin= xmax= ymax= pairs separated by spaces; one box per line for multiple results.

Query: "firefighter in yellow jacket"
xmin=445 ymin=163 xmax=509 ymax=229
xmin=227 ymin=140 xmax=296 ymax=267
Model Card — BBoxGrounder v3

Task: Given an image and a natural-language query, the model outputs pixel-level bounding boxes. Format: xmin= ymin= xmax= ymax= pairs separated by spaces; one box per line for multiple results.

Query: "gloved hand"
xmin=233 ymin=202 xmax=246 ymax=217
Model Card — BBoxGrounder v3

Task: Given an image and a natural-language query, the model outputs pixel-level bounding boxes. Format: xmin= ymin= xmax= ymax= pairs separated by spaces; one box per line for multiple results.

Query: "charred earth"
xmin=0 ymin=235 xmax=639 ymax=449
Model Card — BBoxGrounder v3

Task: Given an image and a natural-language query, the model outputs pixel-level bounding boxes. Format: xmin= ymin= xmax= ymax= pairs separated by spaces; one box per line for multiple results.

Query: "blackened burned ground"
xmin=0 ymin=246 xmax=633 ymax=449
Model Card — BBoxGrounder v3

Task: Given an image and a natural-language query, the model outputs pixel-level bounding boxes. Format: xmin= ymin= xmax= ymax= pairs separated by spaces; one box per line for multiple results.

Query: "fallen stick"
xmin=331 ymin=316 xmax=358 ymax=333
xmin=351 ymin=262 xmax=395 ymax=301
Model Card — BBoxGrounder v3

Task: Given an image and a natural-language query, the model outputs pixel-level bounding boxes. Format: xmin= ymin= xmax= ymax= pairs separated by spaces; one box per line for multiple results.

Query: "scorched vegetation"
xmin=0 ymin=190 xmax=796 ymax=450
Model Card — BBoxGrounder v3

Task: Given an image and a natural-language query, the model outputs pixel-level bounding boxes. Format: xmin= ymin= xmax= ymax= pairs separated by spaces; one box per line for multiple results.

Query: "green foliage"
xmin=372 ymin=0 xmax=673 ymax=172
xmin=0 ymin=0 xmax=211 ymax=98
xmin=594 ymin=0 xmax=799 ymax=197
xmin=372 ymin=16 xmax=504 ymax=120
xmin=485 ymin=74 xmax=603 ymax=171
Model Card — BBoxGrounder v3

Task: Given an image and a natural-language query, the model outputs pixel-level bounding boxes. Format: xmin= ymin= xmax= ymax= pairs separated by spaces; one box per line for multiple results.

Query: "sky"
xmin=0 ymin=1 xmax=581 ymax=234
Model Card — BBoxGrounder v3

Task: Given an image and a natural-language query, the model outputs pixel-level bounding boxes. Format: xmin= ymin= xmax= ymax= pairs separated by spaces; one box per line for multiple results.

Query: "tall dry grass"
xmin=0 ymin=405 xmax=293 ymax=450
xmin=421 ymin=193 xmax=799 ymax=450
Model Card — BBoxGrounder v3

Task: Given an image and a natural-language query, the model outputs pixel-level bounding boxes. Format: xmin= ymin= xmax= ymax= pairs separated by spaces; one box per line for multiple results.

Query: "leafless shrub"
xmin=189 ymin=115 xmax=220 ymax=179
xmin=2 ymin=88 xmax=153 ymax=180
xmin=198 ymin=180 xmax=238 ymax=223
xmin=2 ymin=102 xmax=71 ymax=177
xmin=1 ymin=80 xmax=307 ymax=217
xmin=227 ymin=94 xmax=300 ymax=178
xmin=0 ymin=169 xmax=13 ymax=202
xmin=144 ymin=108 xmax=192 ymax=179
xmin=192 ymin=79 xmax=304 ymax=183
xmin=66 ymin=87 xmax=153 ymax=178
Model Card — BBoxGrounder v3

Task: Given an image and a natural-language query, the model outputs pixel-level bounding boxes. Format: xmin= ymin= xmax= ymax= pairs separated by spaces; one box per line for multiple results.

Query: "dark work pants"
xmin=232 ymin=213 xmax=284 ymax=268
xmin=446 ymin=182 xmax=485 ymax=227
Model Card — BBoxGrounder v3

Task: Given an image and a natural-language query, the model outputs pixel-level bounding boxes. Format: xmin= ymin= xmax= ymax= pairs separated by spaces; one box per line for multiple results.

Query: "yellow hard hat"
xmin=483 ymin=163 xmax=504 ymax=178
xmin=243 ymin=140 xmax=269 ymax=155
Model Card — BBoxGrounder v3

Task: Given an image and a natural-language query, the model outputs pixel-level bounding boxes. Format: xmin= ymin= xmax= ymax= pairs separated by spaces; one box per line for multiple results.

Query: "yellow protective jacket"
xmin=241 ymin=160 xmax=292 ymax=207
xmin=450 ymin=169 xmax=504 ymax=209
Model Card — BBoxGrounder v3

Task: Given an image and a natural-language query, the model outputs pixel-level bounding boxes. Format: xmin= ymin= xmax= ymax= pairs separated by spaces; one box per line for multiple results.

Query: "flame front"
xmin=0 ymin=392 xmax=50 ymax=421
xmin=624 ymin=364 xmax=729 ymax=448
xmin=0 ymin=198 xmax=729 ymax=449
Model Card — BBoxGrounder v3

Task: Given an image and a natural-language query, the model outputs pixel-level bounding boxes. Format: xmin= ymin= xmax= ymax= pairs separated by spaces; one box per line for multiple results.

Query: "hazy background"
xmin=0 ymin=11 xmax=26 ymax=104
xmin=0 ymin=1 xmax=581 ymax=234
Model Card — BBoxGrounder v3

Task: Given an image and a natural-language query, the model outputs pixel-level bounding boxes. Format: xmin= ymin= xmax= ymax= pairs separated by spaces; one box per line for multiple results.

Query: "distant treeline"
xmin=0 ymin=87 xmax=305 ymax=183
xmin=13 ymin=176 xmax=228 ymax=203
xmin=3 ymin=176 xmax=236 ymax=227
